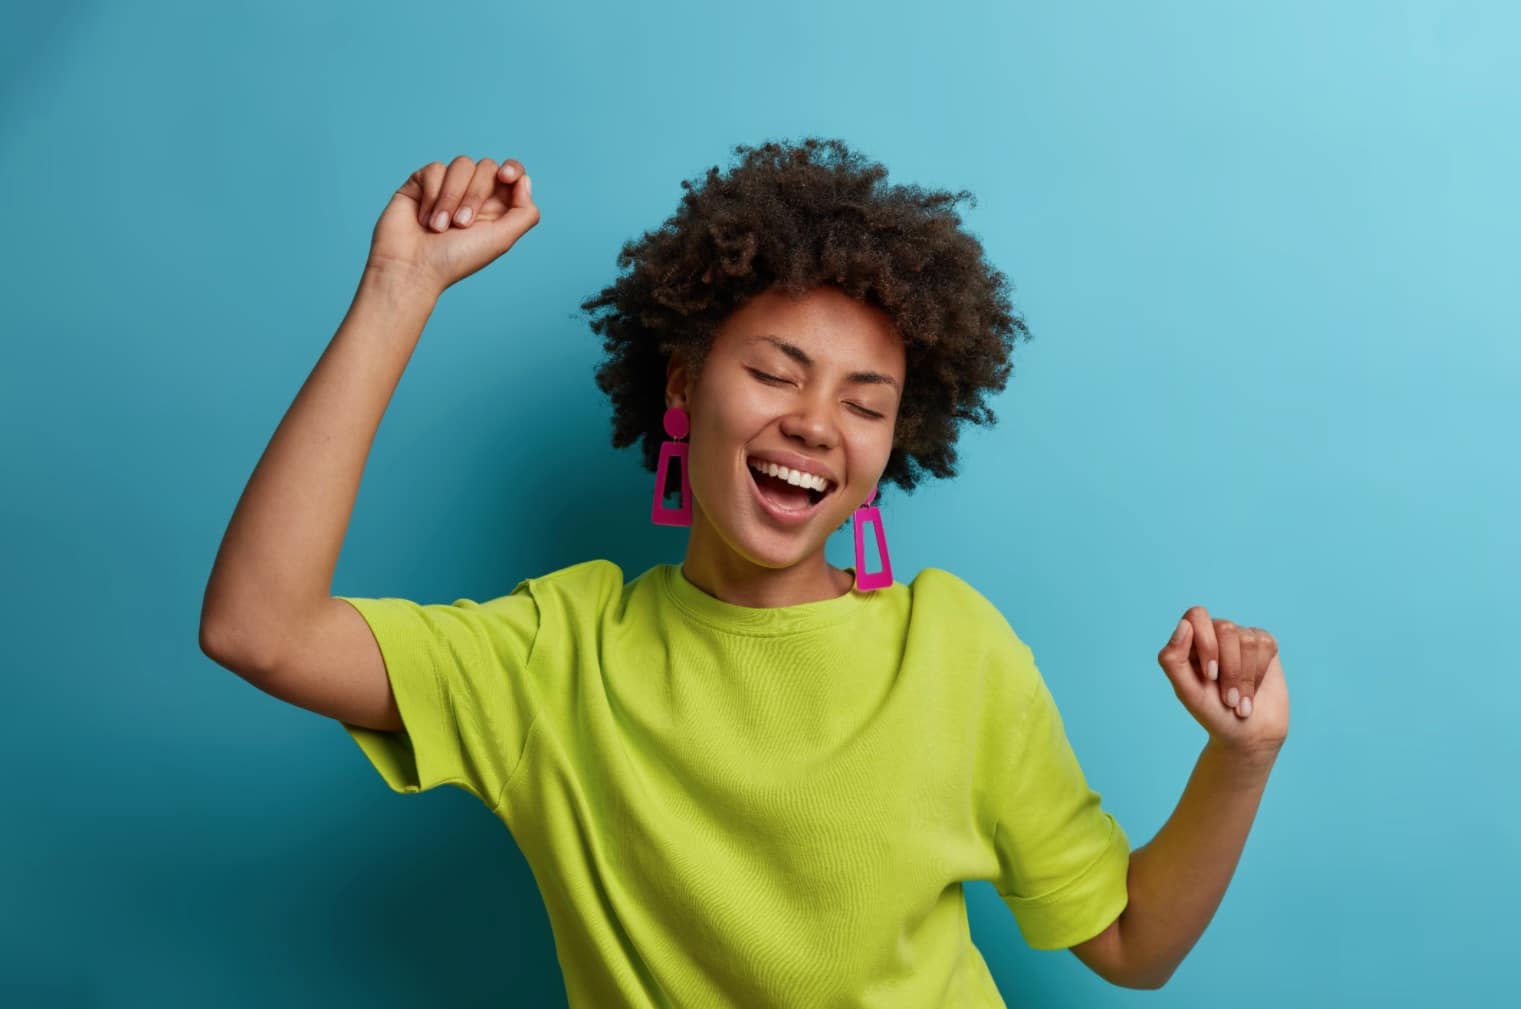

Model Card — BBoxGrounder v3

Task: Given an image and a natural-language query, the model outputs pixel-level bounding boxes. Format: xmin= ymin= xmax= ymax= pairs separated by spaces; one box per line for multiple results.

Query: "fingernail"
xmin=433 ymin=211 xmax=449 ymax=230
xmin=1226 ymin=686 xmax=1239 ymax=707
xmin=1240 ymin=696 xmax=1253 ymax=717
xmin=456 ymin=207 xmax=472 ymax=224
xmin=1208 ymin=660 xmax=1218 ymax=681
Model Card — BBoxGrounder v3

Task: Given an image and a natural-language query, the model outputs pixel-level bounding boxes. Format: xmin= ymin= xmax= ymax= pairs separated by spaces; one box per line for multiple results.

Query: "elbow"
xmin=1128 ymin=972 xmax=1172 ymax=991
xmin=199 ymin=619 xmax=244 ymax=666
xmin=1072 ymin=915 xmax=1172 ymax=990
xmin=1104 ymin=930 xmax=1174 ymax=990
xmin=198 ymin=619 xmax=225 ymax=659
xmin=199 ymin=620 xmax=229 ymax=664
xmin=199 ymin=619 xmax=275 ymax=681
xmin=1118 ymin=962 xmax=1175 ymax=991
xmin=1096 ymin=965 xmax=1169 ymax=990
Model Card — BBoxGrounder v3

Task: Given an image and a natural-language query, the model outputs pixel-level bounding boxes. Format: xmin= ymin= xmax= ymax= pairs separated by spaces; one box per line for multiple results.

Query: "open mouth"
xmin=746 ymin=457 xmax=832 ymax=513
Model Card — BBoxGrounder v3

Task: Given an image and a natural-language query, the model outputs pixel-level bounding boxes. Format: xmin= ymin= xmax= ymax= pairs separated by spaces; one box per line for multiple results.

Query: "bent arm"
xmin=199 ymin=263 xmax=438 ymax=674
xmin=1111 ymin=741 xmax=1279 ymax=989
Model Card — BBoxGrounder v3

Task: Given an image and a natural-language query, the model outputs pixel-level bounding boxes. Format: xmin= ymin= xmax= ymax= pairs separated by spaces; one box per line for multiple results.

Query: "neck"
xmin=681 ymin=503 xmax=852 ymax=608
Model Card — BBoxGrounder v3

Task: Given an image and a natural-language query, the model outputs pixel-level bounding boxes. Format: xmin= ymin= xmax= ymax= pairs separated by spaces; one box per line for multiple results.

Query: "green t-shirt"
xmin=338 ymin=559 xmax=1129 ymax=1007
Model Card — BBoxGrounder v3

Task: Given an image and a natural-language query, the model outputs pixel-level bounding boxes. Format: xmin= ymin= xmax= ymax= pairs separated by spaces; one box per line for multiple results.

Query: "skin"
xmin=659 ymin=284 xmax=1291 ymax=989
xmin=1074 ymin=615 xmax=1288 ymax=987
xmin=393 ymin=161 xmax=1292 ymax=987
xmin=662 ymin=284 xmax=907 ymax=609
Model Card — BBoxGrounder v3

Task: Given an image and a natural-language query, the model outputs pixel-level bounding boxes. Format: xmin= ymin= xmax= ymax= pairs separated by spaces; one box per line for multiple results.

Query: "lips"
xmin=747 ymin=463 xmax=831 ymax=525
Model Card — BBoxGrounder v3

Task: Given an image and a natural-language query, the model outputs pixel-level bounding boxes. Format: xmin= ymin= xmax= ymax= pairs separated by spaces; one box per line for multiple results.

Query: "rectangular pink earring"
xmin=852 ymin=485 xmax=893 ymax=590
xmin=651 ymin=406 xmax=692 ymax=526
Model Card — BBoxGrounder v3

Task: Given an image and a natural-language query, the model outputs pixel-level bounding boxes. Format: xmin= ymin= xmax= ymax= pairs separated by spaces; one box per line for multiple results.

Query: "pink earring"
xmin=852 ymin=485 xmax=893 ymax=590
xmin=651 ymin=406 xmax=692 ymax=527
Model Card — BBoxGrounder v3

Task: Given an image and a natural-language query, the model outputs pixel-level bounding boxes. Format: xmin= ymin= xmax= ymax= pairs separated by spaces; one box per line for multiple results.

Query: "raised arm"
xmin=198 ymin=265 xmax=436 ymax=690
xmin=199 ymin=156 xmax=539 ymax=726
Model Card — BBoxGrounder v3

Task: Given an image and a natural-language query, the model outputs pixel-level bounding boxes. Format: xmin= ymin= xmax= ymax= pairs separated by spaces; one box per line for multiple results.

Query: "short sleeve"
xmin=992 ymin=647 xmax=1131 ymax=950
xmin=334 ymin=581 xmax=541 ymax=808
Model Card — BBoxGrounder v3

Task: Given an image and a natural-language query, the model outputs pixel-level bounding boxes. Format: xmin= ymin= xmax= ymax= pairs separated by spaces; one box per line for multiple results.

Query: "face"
xmin=665 ymin=284 xmax=906 ymax=574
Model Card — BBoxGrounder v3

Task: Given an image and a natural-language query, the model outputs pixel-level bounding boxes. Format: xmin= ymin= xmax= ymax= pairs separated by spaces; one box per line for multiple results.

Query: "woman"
xmin=201 ymin=137 xmax=1290 ymax=1005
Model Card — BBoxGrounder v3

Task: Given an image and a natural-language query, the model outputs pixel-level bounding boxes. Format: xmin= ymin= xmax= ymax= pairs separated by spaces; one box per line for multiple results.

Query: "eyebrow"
xmin=751 ymin=335 xmax=901 ymax=392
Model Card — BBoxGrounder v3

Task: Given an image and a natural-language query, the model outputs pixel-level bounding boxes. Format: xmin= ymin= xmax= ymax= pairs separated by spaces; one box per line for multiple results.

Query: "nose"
xmin=777 ymin=396 xmax=839 ymax=450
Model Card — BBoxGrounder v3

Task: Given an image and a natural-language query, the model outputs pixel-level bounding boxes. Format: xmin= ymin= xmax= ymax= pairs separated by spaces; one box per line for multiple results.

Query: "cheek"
xmin=683 ymin=412 xmax=748 ymax=493
xmin=850 ymin=428 xmax=895 ymax=470
xmin=695 ymin=396 xmax=772 ymax=457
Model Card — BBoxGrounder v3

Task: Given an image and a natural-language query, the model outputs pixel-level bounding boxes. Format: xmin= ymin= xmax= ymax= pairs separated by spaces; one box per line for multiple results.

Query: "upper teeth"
xmin=748 ymin=458 xmax=832 ymax=493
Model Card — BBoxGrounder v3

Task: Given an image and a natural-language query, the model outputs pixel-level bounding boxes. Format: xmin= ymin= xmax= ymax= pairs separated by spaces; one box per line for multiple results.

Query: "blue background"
xmin=4 ymin=0 xmax=1516 ymax=1005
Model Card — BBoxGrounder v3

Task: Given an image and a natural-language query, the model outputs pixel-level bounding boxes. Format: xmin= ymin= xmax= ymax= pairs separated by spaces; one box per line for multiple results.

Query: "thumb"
xmin=1156 ymin=618 xmax=1197 ymax=693
xmin=487 ymin=171 xmax=539 ymax=247
xmin=509 ymin=170 xmax=534 ymax=209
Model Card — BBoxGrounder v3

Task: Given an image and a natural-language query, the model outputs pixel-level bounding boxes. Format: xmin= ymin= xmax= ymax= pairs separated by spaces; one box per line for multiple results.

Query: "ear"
xmin=665 ymin=351 xmax=691 ymax=411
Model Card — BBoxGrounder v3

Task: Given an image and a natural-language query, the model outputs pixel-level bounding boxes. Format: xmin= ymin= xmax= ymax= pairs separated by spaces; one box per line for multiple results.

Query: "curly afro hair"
xmin=580 ymin=136 xmax=1030 ymax=498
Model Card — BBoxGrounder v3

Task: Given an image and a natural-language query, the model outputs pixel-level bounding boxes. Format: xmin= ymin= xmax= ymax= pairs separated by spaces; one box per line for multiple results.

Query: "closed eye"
xmin=747 ymin=368 xmax=885 ymax=419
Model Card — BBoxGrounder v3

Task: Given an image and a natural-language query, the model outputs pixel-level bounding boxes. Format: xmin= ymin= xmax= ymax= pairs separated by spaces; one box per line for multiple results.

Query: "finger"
xmin=495 ymin=158 xmax=535 ymax=212
xmin=426 ymin=155 xmax=479 ymax=233
xmin=514 ymin=170 xmax=534 ymax=210
xmin=1155 ymin=618 xmax=1199 ymax=699
xmin=1184 ymin=606 xmax=1219 ymax=684
xmin=480 ymin=175 xmax=541 ymax=253
xmin=1215 ymin=620 xmax=1244 ymax=712
xmin=473 ymin=159 xmax=523 ymax=219
xmin=486 ymin=160 xmax=539 ymax=241
xmin=1231 ymin=627 xmax=1257 ymax=718
xmin=416 ymin=161 xmax=447 ymax=229
xmin=396 ymin=166 xmax=425 ymax=207
xmin=452 ymin=158 xmax=499 ymax=227
xmin=1236 ymin=627 xmax=1274 ymax=718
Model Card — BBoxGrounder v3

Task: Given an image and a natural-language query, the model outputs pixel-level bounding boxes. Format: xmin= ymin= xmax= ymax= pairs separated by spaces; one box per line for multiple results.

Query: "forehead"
xmin=713 ymin=286 xmax=905 ymax=372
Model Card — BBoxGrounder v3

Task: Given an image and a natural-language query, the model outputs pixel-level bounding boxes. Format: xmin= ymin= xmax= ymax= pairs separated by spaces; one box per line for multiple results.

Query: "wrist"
xmin=360 ymin=259 xmax=442 ymax=305
xmin=1203 ymin=738 xmax=1280 ymax=779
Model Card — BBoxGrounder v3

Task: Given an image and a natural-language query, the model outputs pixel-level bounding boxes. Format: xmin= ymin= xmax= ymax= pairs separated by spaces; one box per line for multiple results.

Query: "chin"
xmin=702 ymin=498 xmax=827 ymax=571
xmin=731 ymin=521 xmax=824 ymax=569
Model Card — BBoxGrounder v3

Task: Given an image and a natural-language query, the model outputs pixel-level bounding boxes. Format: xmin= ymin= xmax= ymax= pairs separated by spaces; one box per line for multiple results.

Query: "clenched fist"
xmin=1158 ymin=607 xmax=1290 ymax=760
xmin=367 ymin=155 xmax=541 ymax=298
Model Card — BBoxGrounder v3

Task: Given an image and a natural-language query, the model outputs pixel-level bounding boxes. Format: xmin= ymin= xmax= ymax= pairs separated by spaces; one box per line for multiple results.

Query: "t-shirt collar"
xmin=659 ymin=562 xmax=872 ymax=635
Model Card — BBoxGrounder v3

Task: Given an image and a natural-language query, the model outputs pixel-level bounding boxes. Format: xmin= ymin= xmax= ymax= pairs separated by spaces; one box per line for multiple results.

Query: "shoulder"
xmin=508 ymin=558 xmax=628 ymax=615
xmin=526 ymin=557 xmax=626 ymax=589
xmin=908 ymin=566 xmax=991 ymax=603
xmin=907 ymin=566 xmax=1041 ymax=687
xmin=907 ymin=567 xmax=1020 ymax=637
